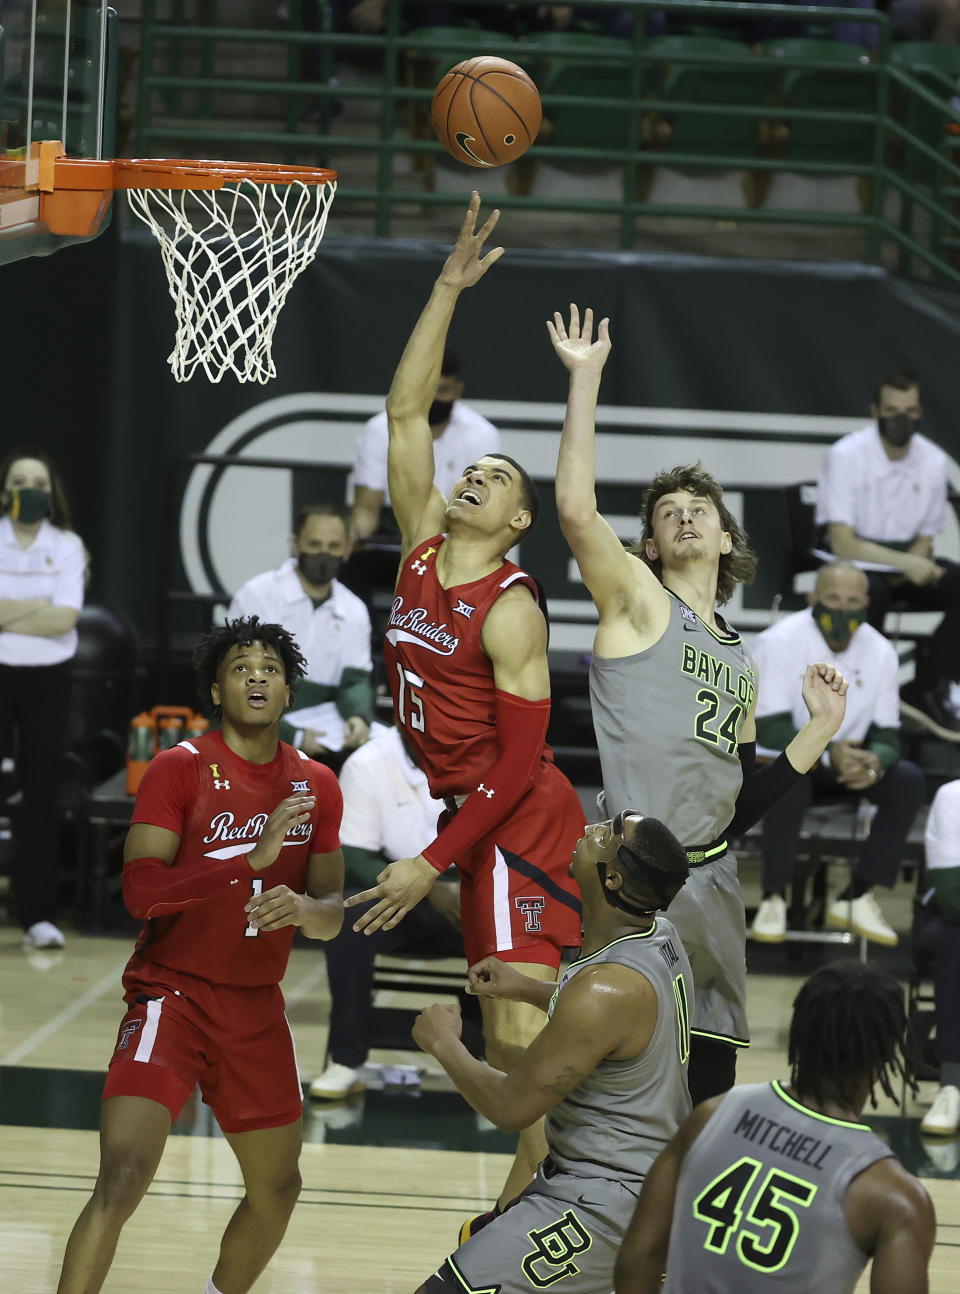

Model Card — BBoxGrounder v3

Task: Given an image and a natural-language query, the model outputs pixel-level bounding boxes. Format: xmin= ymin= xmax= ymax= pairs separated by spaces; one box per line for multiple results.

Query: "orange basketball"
xmin=431 ymin=56 xmax=542 ymax=169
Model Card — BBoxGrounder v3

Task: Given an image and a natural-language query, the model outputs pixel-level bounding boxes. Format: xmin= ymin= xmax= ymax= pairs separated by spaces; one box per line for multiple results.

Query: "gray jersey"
xmin=544 ymin=918 xmax=693 ymax=1187
xmin=662 ymin=1080 xmax=894 ymax=1293
xmin=590 ymin=591 xmax=756 ymax=846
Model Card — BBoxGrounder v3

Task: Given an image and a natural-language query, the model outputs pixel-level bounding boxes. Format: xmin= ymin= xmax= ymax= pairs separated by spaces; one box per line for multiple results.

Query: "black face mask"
xmin=297 ymin=551 xmax=341 ymax=587
xmin=878 ymin=413 xmax=919 ymax=448
xmin=428 ymin=398 xmax=454 ymax=428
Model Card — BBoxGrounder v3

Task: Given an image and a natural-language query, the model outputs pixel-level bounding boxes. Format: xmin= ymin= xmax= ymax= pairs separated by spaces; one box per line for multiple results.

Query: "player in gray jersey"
xmin=410 ymin=810 xmax=693 ymax=1294
xmin=550 ymin=305 xmax=848 ymax=1103
xmin=615 ymin=960 xmax=936 ymax=1294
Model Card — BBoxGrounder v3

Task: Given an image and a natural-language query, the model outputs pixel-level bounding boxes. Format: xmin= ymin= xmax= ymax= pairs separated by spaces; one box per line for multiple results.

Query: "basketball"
xmin=431 ymin=56 xmax=542 ymax=169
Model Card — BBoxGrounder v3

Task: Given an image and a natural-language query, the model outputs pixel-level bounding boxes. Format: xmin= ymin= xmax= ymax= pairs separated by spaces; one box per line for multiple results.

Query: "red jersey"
xmin=384 ymin=534 xmax=549 ymax=797
xmin=128 ymin=729 xmax=341 ymax=987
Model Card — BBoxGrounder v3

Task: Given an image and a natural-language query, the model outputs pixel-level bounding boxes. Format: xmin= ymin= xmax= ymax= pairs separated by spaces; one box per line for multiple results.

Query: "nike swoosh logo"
xmin=683 ymin=623 xmax=698 ymax=631
xmin=455 ymin=131 xmax=492 ymax=167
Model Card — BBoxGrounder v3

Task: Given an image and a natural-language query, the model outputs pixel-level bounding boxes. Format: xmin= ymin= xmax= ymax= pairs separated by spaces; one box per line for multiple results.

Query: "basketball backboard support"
xmin=0 ymin=2 xmax=117 ymax=263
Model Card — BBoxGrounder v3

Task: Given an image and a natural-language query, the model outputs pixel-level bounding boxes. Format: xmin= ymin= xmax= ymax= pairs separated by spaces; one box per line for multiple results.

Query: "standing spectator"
xmin=228 ymin=503 xmax=373 ymax=764
xmin=309 ymin=724 xmax=462 ymax=1100
xmin=917 ymin=778 xmax=960 ymax=1136
xmin=750 ymin=562 xmax=925 ymax=947
xmin=816 ymin=369 xmax=960 ymax=737
xmin=0 ymin=446 xmax=86 ymax=951
xmin=348 ymin=349 xmax=500 ymax=542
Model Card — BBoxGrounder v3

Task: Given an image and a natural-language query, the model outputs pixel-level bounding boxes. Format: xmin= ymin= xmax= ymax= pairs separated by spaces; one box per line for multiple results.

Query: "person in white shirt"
xmin=348 ymin=348 xmax=500 ymax=542
xmin=916 ymin=779 xmax=960 ymax=1136
xmin=0 ymin=448 xmax=86 ymax=952
xmin=816 ymin=369 xmax=960 ymax=736
xmin=308 ymin=724 xmax=462 ymax=1101
xmin=227 ymin=503 xmax=373 ymax=764
xmin=750 ymin=562 xmax=925 ymax=946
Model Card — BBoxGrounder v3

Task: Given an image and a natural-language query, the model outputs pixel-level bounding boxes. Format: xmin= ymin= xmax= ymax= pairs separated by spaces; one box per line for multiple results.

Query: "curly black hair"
xmin=789 ymin=960 xmax=913 ymax=1113
xmin=193 ymin=617 xmax=308 ymax=716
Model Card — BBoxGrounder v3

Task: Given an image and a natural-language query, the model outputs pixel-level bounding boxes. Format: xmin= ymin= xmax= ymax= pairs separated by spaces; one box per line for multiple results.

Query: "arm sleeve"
xmin=335 ymin=667 xmax=374 ymax=722
xmin=338 ymin=752 xmax=384 ymax=852
xmin=421 ymin=690 xmax=550 ymax=873
xmin=123 ymin=854 xmax=256 ymax=920
xmin=307 ymin=761 xmax=343 ymax=853
xmin=865 ymin=724 xmax=900 ymax=772
xmin=815 ymin=441 xmax=858 ymax=527
xmin=352 ymin=414 xmax=389 ymax=491
xmin=727 ymin=742 xmax=803 ymax=839
xmin=755 ymin=712 xmax=799 ymax=754
xmin=52 ymin=534 xmax=86 ymax=611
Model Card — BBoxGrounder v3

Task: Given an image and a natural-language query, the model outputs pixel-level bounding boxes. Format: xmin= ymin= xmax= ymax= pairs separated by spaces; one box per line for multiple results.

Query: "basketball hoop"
xmin=21 ymin=146 xmax=338 ymax=383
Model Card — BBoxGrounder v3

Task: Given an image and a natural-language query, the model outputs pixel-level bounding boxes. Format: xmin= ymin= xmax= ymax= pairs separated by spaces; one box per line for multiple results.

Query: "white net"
xmin=126 ymin=175 xmax=336 ymax=383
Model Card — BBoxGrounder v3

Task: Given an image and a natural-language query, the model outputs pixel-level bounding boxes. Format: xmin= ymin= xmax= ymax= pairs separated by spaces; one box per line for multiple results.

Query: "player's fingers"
xmin=478 ymin=245 xmax=505 ymax=273
xmin=552 ymin=310 xmax=567 ymax=341
xmin=568 ymin=302 xmax=580 ymax=338
xmin=599 ymin=316 xmax=611 ymax=343
xmin=582 ymin=307 xmax=594 ymax=345
xmin=343 ymin=885 xmax=383 ymax=909
xmin=476 ymin=207 xmax=501 ymax=244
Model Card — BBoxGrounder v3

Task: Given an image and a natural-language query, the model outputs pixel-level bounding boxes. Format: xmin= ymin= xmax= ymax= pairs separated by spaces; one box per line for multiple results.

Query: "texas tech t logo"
xmin=117 ymin=1019 xmax=142 ymax=1052
xmin=521 ymin=1210 xmax=592 ymax=1287
xmin=515 ymin=895 xmax=546 ymax=933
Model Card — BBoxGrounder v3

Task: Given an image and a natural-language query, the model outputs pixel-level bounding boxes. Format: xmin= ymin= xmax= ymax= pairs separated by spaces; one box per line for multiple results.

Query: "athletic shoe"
xmin=307 ymin=1061 xmax=365 ymax=1101
xmin=920 ymin=1134 xmax=960 ymax=1173
xmin=750 ymin=896 xmax=787 ymax=943
xmin=921 ymin=1085 xmax=960 ymax=1136
xmin=826 ymin=892 xmax=899 ymax=947
xmin=458 ymin=1208 xmax=499 ymax=1246
xmin=23 ymin=920 xmax=65 ymax=950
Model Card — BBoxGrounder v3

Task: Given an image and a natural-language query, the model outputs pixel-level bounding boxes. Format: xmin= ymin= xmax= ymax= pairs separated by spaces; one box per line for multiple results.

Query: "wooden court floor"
xmin=2 ymin=920 xmax=960 ymax=1293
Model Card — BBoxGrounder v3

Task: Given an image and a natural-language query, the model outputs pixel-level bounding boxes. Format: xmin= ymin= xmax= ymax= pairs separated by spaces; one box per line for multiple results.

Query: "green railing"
xmin=132 ymin=0 xmax=960 ymax=284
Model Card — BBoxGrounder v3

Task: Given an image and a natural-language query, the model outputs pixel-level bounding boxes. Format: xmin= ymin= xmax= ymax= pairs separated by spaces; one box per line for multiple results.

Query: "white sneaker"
xmin=23 ymin=921 xmax=65 ymax=950
xmin=922 ymin=1085 xmax=960 ymax=1136
xmin=826 ymin=892 xmax=899 ymax=947
xmin=308 ymin=1061 xmax=365 ymax=1101
xmin=750 ymin=895 xmax=787 ymax=943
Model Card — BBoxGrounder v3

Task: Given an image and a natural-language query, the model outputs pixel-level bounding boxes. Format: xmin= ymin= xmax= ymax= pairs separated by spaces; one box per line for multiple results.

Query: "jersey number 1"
xmin=395 ymin=663 xmax=426 ymax=732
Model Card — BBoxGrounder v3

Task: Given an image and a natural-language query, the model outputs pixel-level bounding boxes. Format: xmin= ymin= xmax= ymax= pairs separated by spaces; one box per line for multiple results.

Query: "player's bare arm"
xmin=845 ymin=1159 xmax=936 ymax=1294
xmin=245 ymin=848 xmax=345 ymax=939
xmin=386 ymin=192 xmax=504 ymax=557
xmin=550 ymin=303 xmax=670 ymax=642
xmin=468 ymin=955 xmax=557 ymax=1011
xmin=414 ymin=964 xmax=658 ymax=1135
xmin=614 ymin=1101 xmax=721 ymax=1294
xmin=782 ymin=662 xmax=849 ymax=773
xmin=345 ymin=585 xmax=550 ymax=937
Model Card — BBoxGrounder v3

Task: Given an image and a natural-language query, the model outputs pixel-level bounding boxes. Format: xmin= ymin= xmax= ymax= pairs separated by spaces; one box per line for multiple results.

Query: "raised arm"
xmin=549 ymin=304 xmax=667 ymax=627
xmin=386 ymin=193 xmax=504 ymax=554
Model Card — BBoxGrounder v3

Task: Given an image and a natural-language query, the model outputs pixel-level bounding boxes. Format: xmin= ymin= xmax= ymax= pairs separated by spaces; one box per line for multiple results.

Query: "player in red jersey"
xmin=56 ymin=617 xmax=344 ymax=1294
xmin=345 ymin=194 xmax=586 ymax=1217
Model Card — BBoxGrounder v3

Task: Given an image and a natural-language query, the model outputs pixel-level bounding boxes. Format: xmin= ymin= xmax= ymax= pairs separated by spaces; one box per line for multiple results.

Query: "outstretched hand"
xmin=438 ymin=192 xmax=505 ymax=291
xmin=342 ymin=853 xmax=437 ymax=934
xmin=547 ymin=304 xmax=612 ymax=376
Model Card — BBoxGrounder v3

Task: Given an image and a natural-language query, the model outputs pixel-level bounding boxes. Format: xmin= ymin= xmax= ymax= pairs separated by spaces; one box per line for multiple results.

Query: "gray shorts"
xmin=423 ymin=1169 xmax=639 ymax=1294
xmin=666 ymin=851 xmax=749 ymax=1047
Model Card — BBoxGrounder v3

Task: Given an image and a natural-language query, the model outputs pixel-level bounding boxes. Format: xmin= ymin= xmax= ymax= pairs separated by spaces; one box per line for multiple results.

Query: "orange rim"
xmin=50 ymin=154 xmax=338 ymax=192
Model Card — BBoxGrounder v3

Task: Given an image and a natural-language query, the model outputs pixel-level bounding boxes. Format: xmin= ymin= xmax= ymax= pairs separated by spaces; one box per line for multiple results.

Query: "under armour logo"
xmin=411 ymin=560 xmax=427 ymax=575
xmin=515 ymin=896 xmax=545 ymax=933
xmin=521 ymin=1211 xmax=592 ymax=1287
xmin=291 ymin=779 xmax=310 ymax=793
xmin=477 ymin=783 xmax=495 ymax=799
xmin=214 ymin=778 xmax=231 ymax=790
xmin=453 ymin=599 xmax=475 ymax=618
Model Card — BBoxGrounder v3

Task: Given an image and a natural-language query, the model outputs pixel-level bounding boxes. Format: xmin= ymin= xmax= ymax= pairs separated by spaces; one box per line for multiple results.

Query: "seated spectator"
xmin=348 ymin=348 xmax=500 ymax=542
xmin=750 ymin=562 xmax=925 ymax=946
xmin=917 ymin=778 xmax=960 ymax=1137
xmin=309 ymin=724 xmax=462 ymax=1100
xmin=227 ymin=503 xmax=373 ymax=765
xmin=816 ymin=369 xmax=960 ymax=739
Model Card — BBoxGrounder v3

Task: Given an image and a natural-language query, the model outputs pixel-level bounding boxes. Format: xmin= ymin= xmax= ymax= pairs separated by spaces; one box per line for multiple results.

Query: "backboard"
xmin=0 ymin=2 xmax=116 ymax=263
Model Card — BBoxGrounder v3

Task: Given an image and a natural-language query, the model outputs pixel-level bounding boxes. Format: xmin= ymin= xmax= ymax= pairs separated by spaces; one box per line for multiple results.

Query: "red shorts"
xmin=457 ymin=762 xmax=585 ymax=968
xmin=102 ymin=957 xmax=303 ymax=1133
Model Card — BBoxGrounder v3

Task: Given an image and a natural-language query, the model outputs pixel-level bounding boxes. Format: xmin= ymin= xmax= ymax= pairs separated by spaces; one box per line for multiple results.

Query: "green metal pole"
xmin=376 ymin=0 xmax=401 ymax=238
